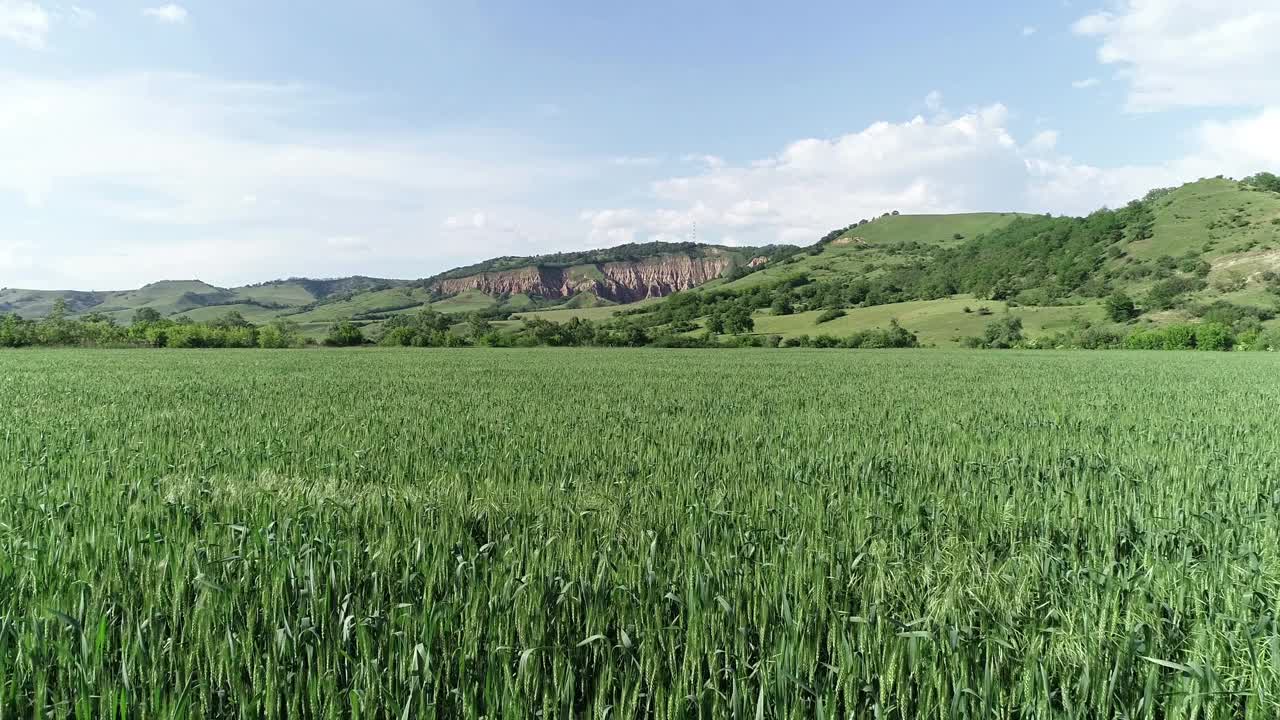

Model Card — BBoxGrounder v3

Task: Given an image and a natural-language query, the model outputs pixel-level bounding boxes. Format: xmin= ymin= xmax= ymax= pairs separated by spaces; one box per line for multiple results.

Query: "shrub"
xmin=325 ymin=321 xmax=365 ymax=347
xmin=1104 ymin=292 xmax=1139 ymax=322
xmin=981 ymin=316 xmax=1024 ymax=349
xmin=815 ymin=308 xmax=846 ymax=324
xmin=1195 ymin=322 xmax=1234 ymax=351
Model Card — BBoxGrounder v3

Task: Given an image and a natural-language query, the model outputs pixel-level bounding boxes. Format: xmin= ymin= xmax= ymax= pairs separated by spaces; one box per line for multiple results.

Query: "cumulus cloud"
xmin=0 ymin=0 xmax=50 ymax=48
xmin=585 ymin=106 xmax=1032 ymax=247
xmin=1073 ymin=0 xmax=1280 ymax=111
xmin=142 ymin=4 xmax=188 ymax=24
xmin=582 ymin=103 xmax=1280 ymax=249
xmin=0 ymin=71 xmax=589 ymax=288
xmin=1072 ymin=77 xmax=1100 ymax=89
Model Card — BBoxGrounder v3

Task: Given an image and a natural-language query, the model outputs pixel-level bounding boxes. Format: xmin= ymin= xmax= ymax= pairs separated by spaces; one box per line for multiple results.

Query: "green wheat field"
xmin=3 ymin=348 xmax=1280 ymax=718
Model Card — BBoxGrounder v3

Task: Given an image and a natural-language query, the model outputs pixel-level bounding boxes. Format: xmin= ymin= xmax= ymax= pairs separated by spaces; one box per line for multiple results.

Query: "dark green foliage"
xmin=1104 ymin=292 xmax=1139 ymax=322
xmin=724 ymin=306 xmax=755 ymax=333
xmin=624 ymin=191 xmax=1197 ymax=334
xmin=779 ymin=322 xmax=918 ymax=349
xmin=1191 ymin=301 xmax=1274 ymax=329
xmin=521 ymin=317 xmax=600 ymax=346
xmin=815 ymin=308 xmax=846 ymax=324
xmin=966 ymin=315 xmax=1024 ymax=349
xmin=1124 ymin=324 xmax=1198 ymax=350
xmin=132 ymin=307 xmax=163 ymax=324
xmin=467 ymin=313 xmax=492 ymax=338
xmin=324 ymin=321 xmax=365 ymax=347
xmin=1195 ymin=322 xmax=1235 ymax=351
xmin=1145 ymin=276 xmax=1207 ymax=310
xmin=1243 ymin=172 xmax=1280 ymax=193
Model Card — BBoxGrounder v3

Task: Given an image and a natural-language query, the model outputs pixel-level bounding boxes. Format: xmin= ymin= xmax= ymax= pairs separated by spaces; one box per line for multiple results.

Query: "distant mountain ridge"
xmin=0 ymin=241 xmax=785 ymax=332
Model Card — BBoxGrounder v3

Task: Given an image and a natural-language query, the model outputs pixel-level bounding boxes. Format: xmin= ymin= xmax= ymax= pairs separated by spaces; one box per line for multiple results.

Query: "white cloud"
xmin=142 ymin=4 xmax=188 ymax=24
xmin=0 ymin=1 xmax=50 ymax=48
xmin=1022 ymin=25 xmax=1037 ymax=36
xmin=1073 ymin=0 xmax=1280 ymax=111
xmin=1072 ymin=77 xmax=1100 ymax=89
xmin=924 ymin=90 xmax=944 ymax=112
xmin=0 ymin=71 xmax=590 ymax=288
xmin=582 ymin=103 xmax=1280 ymax=249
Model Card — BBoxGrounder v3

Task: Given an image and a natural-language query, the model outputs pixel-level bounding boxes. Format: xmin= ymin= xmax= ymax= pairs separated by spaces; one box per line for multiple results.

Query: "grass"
xmin=514 ymin=297 xmax=660 ymax=323
xmin=230 ymin=281 xmax=320 ymax=306
xmin=284 ymin=288 xmax=433 ymax=324
xmin=427 ymin=289 xmax=498 ymax=314
xmin=176 ymin=303 xmax=291 ymax=325
xmin=720 ymin=213 xmax=1030 ymax=291
xmin=1133 ymin=178 xmax=1280 ymax=261
xmin=751 ymin=297 xmax=1105 ymax=346
xmin=3 ymin=348 xmax=1280 ymax=717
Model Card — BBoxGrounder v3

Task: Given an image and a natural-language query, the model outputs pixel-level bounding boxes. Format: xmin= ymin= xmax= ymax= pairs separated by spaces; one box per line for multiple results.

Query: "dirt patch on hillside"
xmin=1211 ymin=249 xmax=1280 ymax=282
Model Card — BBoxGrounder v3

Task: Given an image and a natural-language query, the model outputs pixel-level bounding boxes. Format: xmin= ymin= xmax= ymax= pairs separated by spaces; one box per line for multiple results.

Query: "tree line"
xmin=0 ymin=302 xmax=312 ymax=349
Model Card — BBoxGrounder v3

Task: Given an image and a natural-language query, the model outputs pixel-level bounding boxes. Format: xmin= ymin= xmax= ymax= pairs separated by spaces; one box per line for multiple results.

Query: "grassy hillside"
xmin=7 ymin=176 xmax=1280 ymax=347
xmin=514 ymin=297 xmax=660 ymax=323
xmin=716 ymin=212 xmax=1031 ymax=291
xmin=615 ymin=177 xmax=1280 ymax=346
xmin=751 ymin=297 xmax=1105 ymax=347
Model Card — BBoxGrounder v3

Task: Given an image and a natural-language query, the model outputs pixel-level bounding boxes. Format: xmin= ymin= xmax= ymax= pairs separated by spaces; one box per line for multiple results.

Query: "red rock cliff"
xmin=432 ymin=253 xmax=737 ymax=302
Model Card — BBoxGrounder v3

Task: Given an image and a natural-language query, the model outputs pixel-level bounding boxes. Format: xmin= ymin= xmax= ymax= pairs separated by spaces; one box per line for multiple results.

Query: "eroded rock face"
xmin=432 ymin=253 xmax=739 ymax=302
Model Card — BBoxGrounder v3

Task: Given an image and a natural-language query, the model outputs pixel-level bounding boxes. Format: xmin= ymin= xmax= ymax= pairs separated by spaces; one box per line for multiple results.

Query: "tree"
xmin=132 ymin=307 xmax=162 ymax=325
xmin=324 ymin=321 xmax=365 ymax=347
xmin=982 ymin=315 xmax=1024 ymax=349
xmin=1244 ymin=172 xmax=1280 ymax=193
xmin=210 ymin=310 xmax=252 ymax=329
xmin=468 ymin=314 xmax=492 ymax=338
xmin=1104 ymin=292 xmax=1138 ymax=322
xmin=1195 ymin=322 xmax=1234 ymax=351
xmin=815 ymin=308 xmax=845 ymax=324
xmin=705 ymin=314 xmax=725 ymax=334
xmin=770 ymin=296 xmax=794 ymax=315
xmin=45 ymin=297 xmax=68 ymax=323
xmin=259 ymin=320 xmax=302 ymax=349
xmin=725 ymin=307 xmax=754 ymax=334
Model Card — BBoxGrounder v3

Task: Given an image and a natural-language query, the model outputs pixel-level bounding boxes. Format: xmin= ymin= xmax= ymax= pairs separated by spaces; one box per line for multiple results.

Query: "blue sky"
xmin=2 ymin=0 xmax=1279 ymax=289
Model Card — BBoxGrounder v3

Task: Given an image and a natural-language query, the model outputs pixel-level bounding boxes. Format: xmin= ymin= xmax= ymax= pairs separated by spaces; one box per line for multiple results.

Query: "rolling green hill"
xmin=0 ymin=243 xmax=778 ymax=338
xmin=6 ymin=175 xmax=1280 ymax=345
xmin=615 ymin=175 xmax=1280 ymax=346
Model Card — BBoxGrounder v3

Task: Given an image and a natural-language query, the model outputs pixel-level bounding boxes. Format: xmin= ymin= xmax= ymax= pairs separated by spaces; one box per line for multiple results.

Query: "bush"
xmin=982 ymin=316 xmax=1024 ymax=349
xmin=1125 ymin=324 xmax=1198 ymax=350
xmin=325 ymin=321 xmax=365 ymax=347
xmin=815 ymin=308 xmax=846 ymax=324
xmin=1195 ymin=322 xmax=1234 ymax=351
xmin=1146 ymin=276 xmax=1207 ymax=310
xmin=1104 ymin=292 xmax=1139 ymax=322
